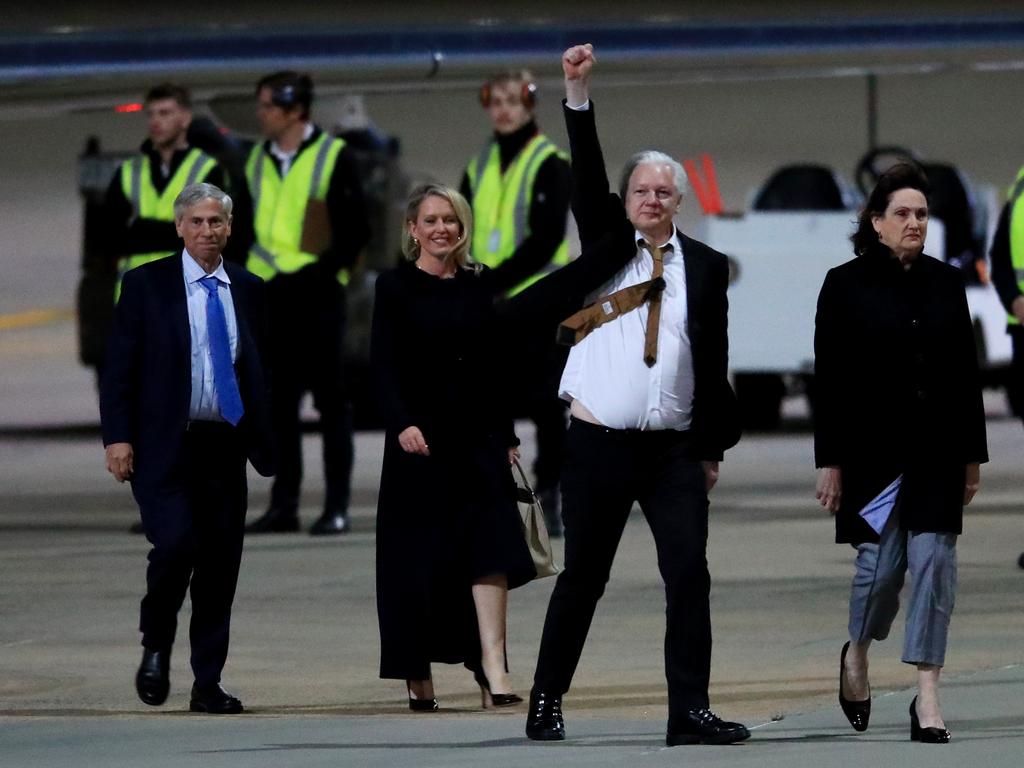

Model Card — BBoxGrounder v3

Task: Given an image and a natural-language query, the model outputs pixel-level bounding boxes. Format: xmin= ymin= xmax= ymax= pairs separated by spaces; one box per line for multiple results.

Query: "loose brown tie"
xmin=643 ymin=244 xmax=664 ymax=367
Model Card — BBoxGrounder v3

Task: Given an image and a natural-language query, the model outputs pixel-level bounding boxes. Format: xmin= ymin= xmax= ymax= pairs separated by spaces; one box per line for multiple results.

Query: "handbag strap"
xmin=512 ymin=458 xmax=536 ymax=495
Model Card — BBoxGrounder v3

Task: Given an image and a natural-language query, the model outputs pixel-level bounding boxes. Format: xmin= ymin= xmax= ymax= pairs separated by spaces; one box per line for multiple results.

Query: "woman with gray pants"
xmin=813 ymin=162 xmax=987 ymax=744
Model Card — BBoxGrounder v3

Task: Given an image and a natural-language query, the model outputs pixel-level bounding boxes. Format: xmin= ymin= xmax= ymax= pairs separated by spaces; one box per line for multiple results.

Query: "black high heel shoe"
xmin=473 ymin=668 xmax=523 ymax=709
xmin=910 ymin=695 xmax=950 ymax=743
xmin=407 ymin=683 xmax=439 ymax=712
xmin=838 ymin=641 xmax=871 ymax=732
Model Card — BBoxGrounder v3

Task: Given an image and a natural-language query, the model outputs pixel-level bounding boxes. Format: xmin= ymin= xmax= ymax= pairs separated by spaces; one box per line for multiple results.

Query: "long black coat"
xmin=814 ymin=251 xmax=988 ymax=544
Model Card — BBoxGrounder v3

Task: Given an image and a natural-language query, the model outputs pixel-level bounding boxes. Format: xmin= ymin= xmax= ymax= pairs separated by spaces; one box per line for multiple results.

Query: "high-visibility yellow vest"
xmin=1006 ymin=165 xmax=1024 ymax=325
xmin=466 ymin=133 xmax=569 ymax=296
xmin=114 ymin=148 xmax=216 ymax=302
xmin=245 ymin=133 xmax=347 ymax=284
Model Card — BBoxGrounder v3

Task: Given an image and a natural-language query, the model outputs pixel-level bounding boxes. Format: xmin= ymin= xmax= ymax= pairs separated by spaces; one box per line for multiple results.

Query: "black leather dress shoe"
xmin=135 ymin=648 xmax=170 ymax=706
xmin=309 ymin=511 xmax=349 ymax=536
xmin=245 ymin=507 xmax=299 ymax=534
xmin=190 ymin=682 xmax=243 ymax=714
xmin=525 ymin=691 xmax=565 ymax=740
xmin=666 ymin=709 xmax=751 ymax=745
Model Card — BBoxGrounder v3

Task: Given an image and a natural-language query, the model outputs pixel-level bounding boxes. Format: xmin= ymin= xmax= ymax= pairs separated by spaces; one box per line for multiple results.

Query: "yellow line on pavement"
xmin=0 ymin=308 xmax=74 ymax=331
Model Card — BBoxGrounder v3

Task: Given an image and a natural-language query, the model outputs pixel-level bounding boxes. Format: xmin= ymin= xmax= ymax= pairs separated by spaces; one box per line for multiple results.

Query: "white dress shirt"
xmin=183 ymin=250 xmax=239 ymax=421
xmin=559 ymin=230 xmax=695 ymax=431
xmin=269 ymin=122 xmax=315 ymax=176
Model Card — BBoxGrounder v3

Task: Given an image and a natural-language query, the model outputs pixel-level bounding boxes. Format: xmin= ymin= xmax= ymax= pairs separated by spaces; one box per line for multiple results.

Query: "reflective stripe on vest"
xmin=245 ymin=133 xmax=345 ymax=282
xmin=466 ymin=133 xmax=569 ymax=297
xmin=114 ymin=148 xmax=216 ymax=302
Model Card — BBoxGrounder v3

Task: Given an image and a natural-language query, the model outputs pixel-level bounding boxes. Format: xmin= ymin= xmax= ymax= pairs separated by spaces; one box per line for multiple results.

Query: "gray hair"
xmin=173 ymin=182 xmax=233 ymax=220
xmin=618 ymin=151 xmax=688 ymax=200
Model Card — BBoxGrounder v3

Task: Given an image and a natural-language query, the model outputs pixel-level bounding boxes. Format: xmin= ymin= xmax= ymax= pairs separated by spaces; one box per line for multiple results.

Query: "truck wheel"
xmin=734 ymin=374 xmax=785 ymax=431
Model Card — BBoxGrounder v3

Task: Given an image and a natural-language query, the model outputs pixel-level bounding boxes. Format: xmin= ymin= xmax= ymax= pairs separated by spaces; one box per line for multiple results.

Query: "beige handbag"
xmin=513 ymin=459 xmax=559 ymax=579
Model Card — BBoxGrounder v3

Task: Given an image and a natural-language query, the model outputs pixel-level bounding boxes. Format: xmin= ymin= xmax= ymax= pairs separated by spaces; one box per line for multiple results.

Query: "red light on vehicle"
xmin=115 ymin=102 xmax=143 ymax=113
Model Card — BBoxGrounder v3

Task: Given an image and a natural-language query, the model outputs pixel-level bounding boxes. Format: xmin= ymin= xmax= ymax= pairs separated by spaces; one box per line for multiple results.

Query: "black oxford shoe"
xmin=245 ymin=507 xmax=299 ymax=533
xmin=190 ymin=682 xmax=243 ymax=714
xmin=667 ymin=708 xmax=751 ymax=746
xmin=135 ymin=648 xmax=170 ymax=706
xmin=525 ymin=690 xmax=565 ymax=741
xmin=309 ymin=511 xmax=349 ymax=536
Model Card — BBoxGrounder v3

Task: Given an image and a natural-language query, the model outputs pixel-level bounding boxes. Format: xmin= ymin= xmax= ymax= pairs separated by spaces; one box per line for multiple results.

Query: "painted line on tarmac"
xmin=0 ymin=308 xmax=74 ymax=331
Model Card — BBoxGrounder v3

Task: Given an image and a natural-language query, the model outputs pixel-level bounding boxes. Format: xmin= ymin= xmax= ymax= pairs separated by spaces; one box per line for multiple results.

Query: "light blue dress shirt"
xmin=182 ymin=250 xmax=239 ymax=421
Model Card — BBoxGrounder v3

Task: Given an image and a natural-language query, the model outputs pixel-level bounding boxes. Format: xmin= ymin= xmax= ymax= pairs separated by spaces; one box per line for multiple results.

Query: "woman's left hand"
xmin=508 ymin=446 xmax=521 ymax=465
xmin=964 ymin=462 xmax=981 ymax=505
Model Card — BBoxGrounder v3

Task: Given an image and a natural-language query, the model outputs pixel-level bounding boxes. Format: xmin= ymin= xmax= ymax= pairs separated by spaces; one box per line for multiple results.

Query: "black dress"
xmin=371 ymin=261 xmax=536 ymax=680
xmin=813 ymin=251 xmax=988 ymax=544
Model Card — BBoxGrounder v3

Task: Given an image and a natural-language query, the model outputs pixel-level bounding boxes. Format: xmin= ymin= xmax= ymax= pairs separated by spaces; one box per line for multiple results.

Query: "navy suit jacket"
xmin=100 ymin=253 xmax=275 ymax=483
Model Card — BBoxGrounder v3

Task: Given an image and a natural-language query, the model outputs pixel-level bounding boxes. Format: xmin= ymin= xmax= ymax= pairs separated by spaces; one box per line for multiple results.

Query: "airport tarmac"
xmin=1 ymin=318 xmax=1023 ymax=766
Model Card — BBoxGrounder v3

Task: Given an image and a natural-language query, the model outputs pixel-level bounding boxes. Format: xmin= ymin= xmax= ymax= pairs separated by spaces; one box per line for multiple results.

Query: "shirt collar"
xmin=270 ymin=122 xmax=315 ymax=161
xmin=182 ymin=249 xmax=231 ymax=285
xmin=635 ymin=228 xmax=680 ymax=256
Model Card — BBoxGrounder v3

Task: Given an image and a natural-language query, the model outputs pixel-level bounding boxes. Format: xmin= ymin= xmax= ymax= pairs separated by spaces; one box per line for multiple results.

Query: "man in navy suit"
xmin=101 ymin=182 xmax=274 ymax=714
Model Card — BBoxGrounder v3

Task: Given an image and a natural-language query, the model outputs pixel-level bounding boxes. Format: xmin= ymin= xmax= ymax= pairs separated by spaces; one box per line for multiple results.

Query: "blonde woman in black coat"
xmin=814 ymin=163 xmax=987 ymax=744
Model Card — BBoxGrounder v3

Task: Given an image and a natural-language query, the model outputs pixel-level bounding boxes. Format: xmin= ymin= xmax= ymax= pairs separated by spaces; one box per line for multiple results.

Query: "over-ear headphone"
xmin=479 ymin=79 xmax=537 ymax=110
xmin=270 ymin=78 xmax=312 ymax=110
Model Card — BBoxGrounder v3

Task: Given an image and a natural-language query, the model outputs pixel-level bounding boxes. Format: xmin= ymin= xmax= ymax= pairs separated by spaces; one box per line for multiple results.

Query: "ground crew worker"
xmin=988 ymin=164 xmax=1024 ymax=570
xmin=104 ymin=83 xmax=226 ymax=302
xmin=460 ymin=69 xmax=572 ymax=535
xmin=242 ymin=71 xmax=370 ymax=537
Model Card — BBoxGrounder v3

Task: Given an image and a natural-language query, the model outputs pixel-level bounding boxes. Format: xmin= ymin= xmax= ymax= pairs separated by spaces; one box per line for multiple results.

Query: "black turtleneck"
xmin=459 ymin=120 xmax=572 ymax=297
xmin=496 ymin=119 xmax=539 ymax=171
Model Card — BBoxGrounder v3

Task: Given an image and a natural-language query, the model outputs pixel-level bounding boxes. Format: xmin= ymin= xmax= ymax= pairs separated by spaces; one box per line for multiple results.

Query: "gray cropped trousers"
xmin=847 ymin=504 xmax=958 ymax=667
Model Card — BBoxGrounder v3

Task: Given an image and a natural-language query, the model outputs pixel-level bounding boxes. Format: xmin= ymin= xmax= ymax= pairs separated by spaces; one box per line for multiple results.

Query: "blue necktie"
xmin=200 ymin=276 xmax=244 ymax=426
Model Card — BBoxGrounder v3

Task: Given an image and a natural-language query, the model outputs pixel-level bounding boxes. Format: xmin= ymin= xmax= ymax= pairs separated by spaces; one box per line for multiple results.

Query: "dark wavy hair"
xmin=851 ymin=162 xmax=930 ymax=257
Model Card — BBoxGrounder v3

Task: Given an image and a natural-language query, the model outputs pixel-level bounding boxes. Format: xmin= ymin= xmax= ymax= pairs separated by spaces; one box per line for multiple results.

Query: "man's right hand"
xmin=106 ymin=442 xmax=134 ymax=483
xmin=562 ymin=43 xmax=595 ymax=107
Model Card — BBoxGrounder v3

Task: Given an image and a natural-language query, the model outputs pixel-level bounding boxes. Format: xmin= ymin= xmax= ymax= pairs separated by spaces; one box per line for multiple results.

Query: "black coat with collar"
xmin=814 ymin=250 xmax=988 ymax=543
xmin=100 ymin=253 xmax=275 ymax=482
xmin=559 ymin=100 xmax=740 ymax=461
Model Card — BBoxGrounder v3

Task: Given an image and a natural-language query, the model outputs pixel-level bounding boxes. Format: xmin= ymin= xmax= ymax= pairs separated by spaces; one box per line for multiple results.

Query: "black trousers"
xmin=133 ymin=422 xmax=248 ymax=687
xmin=532 ymin=419 xmax=712 ymax=719
xmin=266 ymin=268 xmax=353 ymax=514
xmin=1009 ymin=327 xmax=1024 ymax=421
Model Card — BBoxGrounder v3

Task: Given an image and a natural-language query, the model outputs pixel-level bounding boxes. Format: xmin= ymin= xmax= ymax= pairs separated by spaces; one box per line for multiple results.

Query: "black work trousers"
xmin=532 ymin=418 xmax=713 ymax=719
xmin=266 ymin=268 xmax=353 ymax=515
xmin=134 ymin=422 xmax=248 ymax=687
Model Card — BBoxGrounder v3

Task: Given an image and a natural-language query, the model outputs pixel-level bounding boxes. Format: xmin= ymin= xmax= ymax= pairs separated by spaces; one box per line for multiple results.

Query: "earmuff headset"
xmin=479 ymin=78 xmax=537 ymax=110
xmin=268 ymin=76 xmax=313 ymax=110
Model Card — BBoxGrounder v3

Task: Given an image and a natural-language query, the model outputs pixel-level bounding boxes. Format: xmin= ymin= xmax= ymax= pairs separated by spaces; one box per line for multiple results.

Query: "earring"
xmin=413 ymin=237 xmax=420 ymax=246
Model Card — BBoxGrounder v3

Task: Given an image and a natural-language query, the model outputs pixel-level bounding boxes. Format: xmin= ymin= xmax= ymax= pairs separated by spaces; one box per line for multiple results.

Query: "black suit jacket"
xmin=814 ymin=251 xmax=987 ymax=543
xmin=559 ymin=100 xmax=740 ymax=460
xmin=101 ymin=253 xmax=275 ymax=483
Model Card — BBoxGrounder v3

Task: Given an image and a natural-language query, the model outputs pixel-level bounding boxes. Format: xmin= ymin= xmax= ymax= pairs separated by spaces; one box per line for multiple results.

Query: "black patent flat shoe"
xmin=839 ymin=641 xmax=871 ymax=732
xmin=910 ymin=696 xmax=951 ymax=743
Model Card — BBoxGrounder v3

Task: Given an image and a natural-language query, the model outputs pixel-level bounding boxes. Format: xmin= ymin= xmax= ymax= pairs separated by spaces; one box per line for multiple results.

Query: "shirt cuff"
xmin=566 ymin=99 xmax=591 ymax=111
